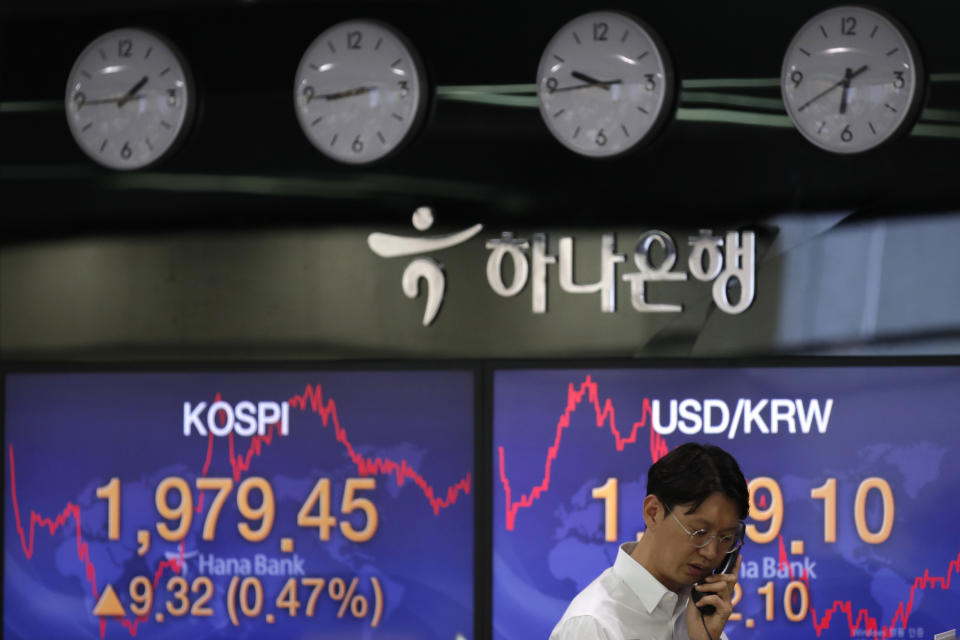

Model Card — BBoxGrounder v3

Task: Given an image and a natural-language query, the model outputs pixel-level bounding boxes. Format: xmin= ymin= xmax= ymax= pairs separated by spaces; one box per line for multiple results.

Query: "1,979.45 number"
xmin=96 ymin=476 xmax=379 ymax=544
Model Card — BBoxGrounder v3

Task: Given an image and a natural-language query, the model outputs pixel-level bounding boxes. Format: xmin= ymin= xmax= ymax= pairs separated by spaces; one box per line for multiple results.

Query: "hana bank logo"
xmin=367 ymin=208 xmax=756 ymax=327
xmin=164 ymin=549 xmax=199 ymax=576
xmin=367 ymin=207 xmax=483 ymax=326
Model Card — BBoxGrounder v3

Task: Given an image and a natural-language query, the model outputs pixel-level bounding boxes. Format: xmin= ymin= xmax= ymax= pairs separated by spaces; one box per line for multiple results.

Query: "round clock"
xmin=65 ymin=28 xmax=195 ymax=170
xmin=536 ymin=11 xmax=676 ymax=158
xmin=294 ymin=20 xmax=429 ymax=165
xmin=781 ymin=6 xmax=924 ymax=154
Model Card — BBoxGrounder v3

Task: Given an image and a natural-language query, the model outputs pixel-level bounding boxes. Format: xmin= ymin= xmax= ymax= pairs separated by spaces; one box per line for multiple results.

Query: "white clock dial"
xmin=781 ymin=6 xmax=924 ymax=154
xmin=65 ymin=28 xmax=194 ymax=170
xmin=294 ymin=20 xmax=429 ymax=165
xmin=537 ymin=11 xmax=675 ymax=158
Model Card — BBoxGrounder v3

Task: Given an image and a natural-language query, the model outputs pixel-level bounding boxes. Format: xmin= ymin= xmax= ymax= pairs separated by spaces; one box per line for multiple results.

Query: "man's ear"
xmin=642 ymin=494 xmax=664 ymax=529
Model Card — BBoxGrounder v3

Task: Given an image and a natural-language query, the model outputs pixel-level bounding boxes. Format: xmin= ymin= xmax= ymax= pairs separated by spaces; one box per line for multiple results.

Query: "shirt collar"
xmin=613 ymin=542 xmax=691 ymax=615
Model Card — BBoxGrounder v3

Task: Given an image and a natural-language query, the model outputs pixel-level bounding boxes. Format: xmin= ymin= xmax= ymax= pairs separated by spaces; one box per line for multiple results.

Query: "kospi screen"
xmin=492 ymin=365 xmax=959 ymax=640
xmin=4 ymin=369 xmax=475 ymax=640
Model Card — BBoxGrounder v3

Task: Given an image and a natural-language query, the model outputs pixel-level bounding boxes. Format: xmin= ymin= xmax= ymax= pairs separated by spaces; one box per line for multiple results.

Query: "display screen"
xmin=4 ymin=370 xmax=475 ymax=640
xmin=492 ymin=366 xmax=960 ymax=640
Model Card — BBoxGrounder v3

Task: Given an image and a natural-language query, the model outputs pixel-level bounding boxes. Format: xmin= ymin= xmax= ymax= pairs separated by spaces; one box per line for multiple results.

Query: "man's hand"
xmin=685 ymin=555 xmax=742 ymax=640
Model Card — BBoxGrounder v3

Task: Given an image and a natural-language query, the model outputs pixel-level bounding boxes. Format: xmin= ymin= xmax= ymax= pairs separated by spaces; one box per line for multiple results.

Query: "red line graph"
xmin=777 ymin=534 xmax=811 ymax=590
xmin=8 ymin=382 xmax=470 ymax=637
xmin=286 ymin=384 xmax=472 ymax=515
xmin=8 ymin=444 xmax=184 ymax=638
xmin=497 ymin=375 xmax=667 ymax=531
xmin=809 ymin=550 xmax=960 ymax=640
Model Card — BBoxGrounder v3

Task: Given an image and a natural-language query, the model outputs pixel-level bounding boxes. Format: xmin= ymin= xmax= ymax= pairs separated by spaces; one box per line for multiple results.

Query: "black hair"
xmin=647 ymin=442 xmax=749 ymax=521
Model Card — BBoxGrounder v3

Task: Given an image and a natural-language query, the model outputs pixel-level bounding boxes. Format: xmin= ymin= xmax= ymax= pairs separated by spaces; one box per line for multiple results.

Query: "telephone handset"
xmin=691 ymin=546 xmax=740 ymax=616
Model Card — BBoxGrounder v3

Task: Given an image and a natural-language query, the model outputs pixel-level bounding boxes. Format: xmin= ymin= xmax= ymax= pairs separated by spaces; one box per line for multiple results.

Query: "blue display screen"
xmin=4 ymin=370 xmax=475 ymax=640
xmin=492 ymin=366 xmax=959 ymax=640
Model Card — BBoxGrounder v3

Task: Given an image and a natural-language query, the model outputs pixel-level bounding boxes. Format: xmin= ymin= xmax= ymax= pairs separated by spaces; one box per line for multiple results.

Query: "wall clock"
xmin=536 ymin=11 xmax=676 ymax=158
xmin=781 ymin=6 xmax=925 ymax=154
xmin=65 ymin=28 xmax=195 ymax=170
xmin=294 ymin=20 xmax=429 ymax=164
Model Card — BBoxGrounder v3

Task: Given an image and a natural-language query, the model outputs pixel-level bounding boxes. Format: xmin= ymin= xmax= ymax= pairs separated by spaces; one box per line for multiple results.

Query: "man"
xmin=549 ymin=443 xmax=749 ymax=640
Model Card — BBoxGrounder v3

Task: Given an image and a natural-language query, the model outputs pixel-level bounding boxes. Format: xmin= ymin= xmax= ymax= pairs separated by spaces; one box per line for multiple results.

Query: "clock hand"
xmin=570 ymin=70 xmax=622 ymax=90
xmin=117 ymin=76 xmax=149 ymax=108
xmin=848 ymin=64 xmax=869 ymax=80
xmin=839 ymin=67 xmax=852 ymax=114
xmin=797 ymin=77 xmax=847 ymax=112
xmin=840 ymin=64 xmax=870 ymax=114
xmin=798 ymin=64 xmax=869 ymax=112
xmin=552 ymin=81 xmax=623 ymax=92
xmin=319 ymin=86 xmax=378 ymax=101
xmin=82 ymin=94 xmax=148 ymax=106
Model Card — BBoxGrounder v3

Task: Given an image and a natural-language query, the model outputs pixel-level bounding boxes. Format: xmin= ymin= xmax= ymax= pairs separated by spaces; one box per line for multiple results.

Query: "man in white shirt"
xmin=550 ymin=443 xmax=748 ymax=640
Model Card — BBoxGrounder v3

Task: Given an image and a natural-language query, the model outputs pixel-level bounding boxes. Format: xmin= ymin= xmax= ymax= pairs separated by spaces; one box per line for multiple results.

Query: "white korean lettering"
xmin=486 ymin=232 xmax=530 ymax=297
xmin=687 ymin=229 xmax=724 ymax=281
xmin=531 ymin=233 xmax=556 ymax=313
xmin=622 ymin=230 xmax=688 ymax=312
xmin=713 ymin=231 xmax=756 ymax=314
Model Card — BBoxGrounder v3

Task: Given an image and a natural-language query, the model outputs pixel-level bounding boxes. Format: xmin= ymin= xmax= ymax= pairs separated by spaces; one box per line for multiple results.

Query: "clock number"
xmin=352 ymin=135 xmax=364 ymax=153
xmin=347 ymin=31 xmax=362 ymax=50
xmin=644 ymin=73 xmax=656 ymax=91
xmin=302 ymin=86 xmax=315 ymax=103
xmin=840 ymin=16 xmax=857 ymax=36
xmin=398 ymin=80 xmax=409 ymax=97
xmin=167 ymin=88 xmax=178 ymax=107
xmin=118 ymin=39 xmax=133 ymax=58
xmin=121 ymin=142 xmax=133 ymax=159
xmin=893 ymin=71 xmax=905 ymax=89
xmin=841 ymin=125 xmax=853 ymax=142
xmin=790 ymin=70 xmax=803 ymax=88
xmin=545 ymin=77 xmax=558 ymax=94
xmin=593 ymin=22 xmax=609 ymax=41
xmin=596 ymin=128 xmax=607 ymax=146
xmin=73 ymin=92 xmax=86 ymax=109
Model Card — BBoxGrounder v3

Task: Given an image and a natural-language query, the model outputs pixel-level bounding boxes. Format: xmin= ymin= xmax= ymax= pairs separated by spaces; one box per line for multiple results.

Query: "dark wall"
xmin=2 ymin=0 xmax=959 ymax=360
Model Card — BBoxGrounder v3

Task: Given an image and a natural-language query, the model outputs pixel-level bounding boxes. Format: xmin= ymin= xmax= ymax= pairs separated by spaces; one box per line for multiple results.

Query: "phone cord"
xmin=699 ymin=609 xmax=716 ymax=640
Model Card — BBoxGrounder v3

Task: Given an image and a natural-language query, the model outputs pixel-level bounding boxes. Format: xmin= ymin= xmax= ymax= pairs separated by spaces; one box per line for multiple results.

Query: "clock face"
xmin=781 ymin=6 xmax=924 ymax=154
xmin=65 ymin=28 xmax=194 ymax=170
xmin=294 ymin=20 xmax=429 ymax=165
xmin=536 ymin=11 xmax=675 ymax=158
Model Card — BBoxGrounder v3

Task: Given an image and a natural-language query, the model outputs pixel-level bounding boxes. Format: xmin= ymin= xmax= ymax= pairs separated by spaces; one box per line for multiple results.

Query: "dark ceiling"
xmin=2 ymin=0 xmax=960 ymax=240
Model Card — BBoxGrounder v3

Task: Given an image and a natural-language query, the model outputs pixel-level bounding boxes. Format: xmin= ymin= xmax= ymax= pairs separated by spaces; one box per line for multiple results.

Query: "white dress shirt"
xmin=549 ymin=542 xmax=729 ymax=640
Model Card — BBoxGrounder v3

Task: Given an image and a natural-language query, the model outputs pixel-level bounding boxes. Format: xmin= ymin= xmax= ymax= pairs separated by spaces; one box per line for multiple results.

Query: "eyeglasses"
xmin=669 ymin=510 xmax=744 ymax=554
